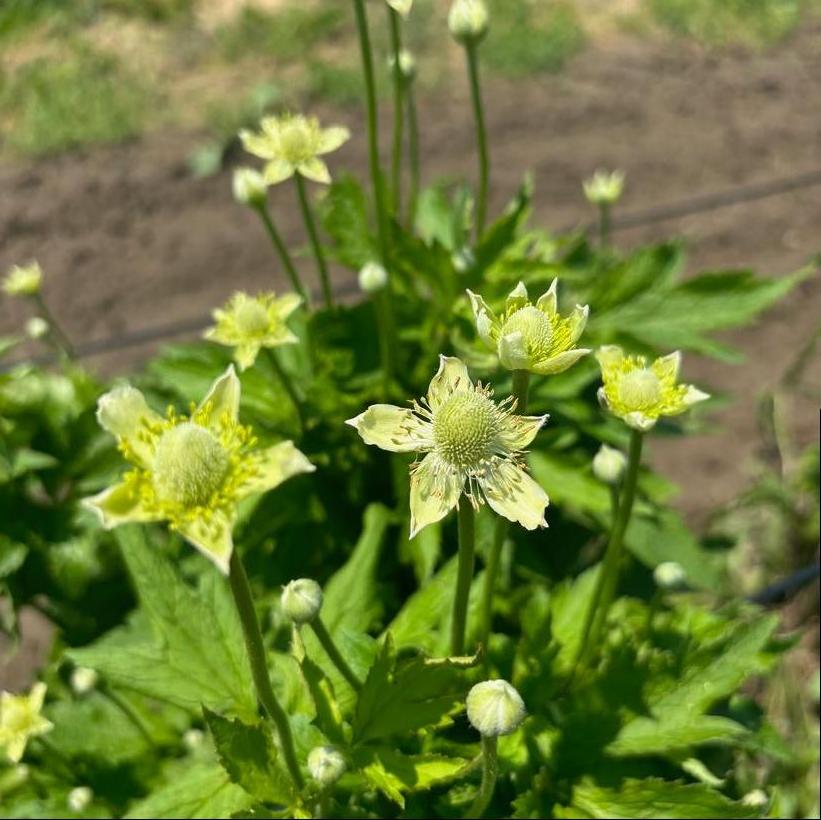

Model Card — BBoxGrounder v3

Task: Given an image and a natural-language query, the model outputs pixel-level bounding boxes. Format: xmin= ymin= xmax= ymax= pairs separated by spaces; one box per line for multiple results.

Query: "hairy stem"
xmin=465 ymin=42 xmax=489 ymax=241
xmin=256 ymin=205 xmax=308 ymax=304
xmin=294 ymin=174 xmax=333 ymax=309
xmin=309 ymin=617 xmax=363 ymax=692
xmin=406 ymin=83 xmax=420 ymax=229
xmin=466 ymin=735 xmax=498 ymax=819
xmin=388 ymin=7 xmax=405 ymax=219
xmin=451 ymin=496 xmax=477 ymax=656
xmin=33 ymin=294 xmax=74 ymax=360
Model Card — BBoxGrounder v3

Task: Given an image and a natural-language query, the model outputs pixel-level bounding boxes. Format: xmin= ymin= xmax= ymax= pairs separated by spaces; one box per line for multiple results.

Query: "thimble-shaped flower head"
xmin=347 ymin=356 xmax=549 ymax=537
xmin=592 ymin=444 xmax=626 ymax=485
xmin=232 ymin=167 xmax=268 ymax=208
xmin=3 ymin=262 xmax=42 ymax=298
xmin=583 ymin=170 xmax=625 ymax=206
xmin=308 ymin=745 xmax=347 ymax=786
xmin=240 ymin=114 xmax=350 ymax=186
xmin=596 ymin=346 xmax=709 ymax=432
xmin=466 ymin=679 xmax=525 ymax=737
xmin=204 ymin=291 xmax=301 ymax=371
xmin=448 ymin=0 xmax=489 ymax=44
xmin=358 ymin=262 xmax=388 ymax=294
xmin=386 ymin=0 xmax=413 ymax=17
xmin=0 ymin=683 xmax=53 ymax=763
xmin=281 ymin=578 xmax=323 ymax=624
xmin=468 ymin=281 xmax=590 ymax=376
xmin=83 ymin=367 xmax=314 ymax=574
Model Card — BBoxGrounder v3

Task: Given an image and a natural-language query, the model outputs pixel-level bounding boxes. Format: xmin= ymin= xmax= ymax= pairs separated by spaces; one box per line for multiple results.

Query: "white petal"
xmin=427 ymin=356 xmax=472 ymax=410
xmin=535 ymin=279 xmax=558 ymax=316
xmin=346 ymin=405 xmax=428 ymax=452
xmin=481 ymin=461 xmax=548 ymax=531
xmin=409 ymin=453 xmax=463 ymax=538
xmin=498 ymin=332 xmax=530 ymax=370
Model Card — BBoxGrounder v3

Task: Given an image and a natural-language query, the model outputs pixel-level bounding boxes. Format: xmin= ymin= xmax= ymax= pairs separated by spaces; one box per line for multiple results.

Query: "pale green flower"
xmin=347 ymin=356 xmax=549 ymax=537
xmin=308 ymin=745 xmax=347 ymax=786
xmin=592 ymin=444 xmax=626 ymax=485
xmin=596 ymin=346 xmax=709 ymax=432
xmin=232 ymin=167 xmax=268 ymax=208
xmin=466 ymin=679 xmax=525 ymax=737
xmin=583 ymin=169 xmax=625 ymax=206
xmin=204 ymin=291 xmax=301 ymax=371
xmin=3 ymin=262 xmax=42 ymax=298
xmin=0 ymin=683 xmax=53 ymax=763
xmin=83 ymin=367 xmax=314 ymax=574
xmin=448 ymin=0 xmax=489 ymax=44
xmin=467 ymin=281 xmax=590 ymax=375
xmin=386 ymin=0 xmax=413 ymax=17
xmin=240 ymin=114 xmax=350 ymax=186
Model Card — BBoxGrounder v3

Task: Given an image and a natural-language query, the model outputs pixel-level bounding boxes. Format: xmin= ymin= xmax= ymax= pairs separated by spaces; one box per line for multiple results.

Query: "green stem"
xmin=388 ymin=7 xmax=404 ymax=218
xmin=609 ymin=482 xmax=620 ymax=526
xmin=266 ymin=348 xmax=304 ymax=431
xmin=228 ymin=550 xmax=304 ymax=789
xmin=406 ymin=83 xmax=420 ymax=229
xmin=577 ymin=429 xmax=643 ymax=667
xmin=598 ymin=202 xmax=611 ymax=248
xmin=511 ymin=369 xmax=530 ymax=413
xmin=373 ymin=289 xmax=394 ymax=397
xmin=466 ymin=736 xmax=498 ymax=819
xmin=465 ymin=42 xmax=489 ymax=241
xmin=309 ymin=617 xmax=363 ymax=692
xmin=294 ymin=174 xmax=333 ymax=309
xmin=256 ymin=205 xmax=308 ymax=304
xmin=451 ymin=496 xmax=477 ymax=656
xmin=33 ymin=294 xmax=74 ymax=360
xmin=353 ymin=0 xmax=389 ymax=263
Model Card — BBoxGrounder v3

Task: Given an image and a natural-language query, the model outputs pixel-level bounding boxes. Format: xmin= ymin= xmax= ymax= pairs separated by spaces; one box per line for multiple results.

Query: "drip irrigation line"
xmin=747 ymin=560 xmax=820 ymax=606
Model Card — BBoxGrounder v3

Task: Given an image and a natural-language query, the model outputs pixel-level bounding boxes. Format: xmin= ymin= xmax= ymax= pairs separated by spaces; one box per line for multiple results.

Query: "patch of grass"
xmin=216 ymin=4 xmax=347 ymax=63
xmin=483 ymin=0 xmax=585 ymax=77
xmin=0 ymin=0 xmax=91 ymax=40
xmin=100 ymin=0 xmax=196 ymax=23
xmin=0 ymin=43 xmax=150 ymax=156
xmin=646 ymin=0 xmax=811 ymax=46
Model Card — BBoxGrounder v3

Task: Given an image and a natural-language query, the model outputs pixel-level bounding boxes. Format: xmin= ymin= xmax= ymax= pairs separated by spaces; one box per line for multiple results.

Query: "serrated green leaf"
xmin=319 ymin=174 xmax=378 ymax=270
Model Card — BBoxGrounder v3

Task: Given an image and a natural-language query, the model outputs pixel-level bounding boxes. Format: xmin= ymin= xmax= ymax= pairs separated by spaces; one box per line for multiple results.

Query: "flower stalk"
xmin=33 ymin=294 xmax=75 ymax=360
xmin=256 ymin=205 xmax=308 ymax=304
xmin=466 ymin=735 xmax=498 ymax=819
xmin=229 ymin=550 xmax=304 ymax=789
xmin=406 ymin=81 xmax=420 ymax=228
xmin=294 ymin=174 xmax=333 ymax=309
xmin=266 ymin=349 xmax=304 ymax=430
xmin=451 ymin=495 xmax=477 ymax=656
xmin=465 ymin=42 xmax=489 ymax=241
xmin=388 ymin=6 xmax=405 ymax=218
xmin=309 ymin=618 xmax=363 ymax=692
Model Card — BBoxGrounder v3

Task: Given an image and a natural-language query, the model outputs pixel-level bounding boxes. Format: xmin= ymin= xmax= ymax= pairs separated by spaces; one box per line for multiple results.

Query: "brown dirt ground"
xmin=1 ymin=28 xmax=820 ymax=685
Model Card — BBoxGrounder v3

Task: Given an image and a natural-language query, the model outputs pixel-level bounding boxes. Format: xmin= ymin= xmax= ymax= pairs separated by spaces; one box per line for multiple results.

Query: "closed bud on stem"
xmin=358 ymin=262 xmax=388 ymax=294
xmin=653 ymin=561 xmax=687 ymax=590
xmin=70 ymin=666 xmax=98 ymax=695
xmin=592 ymin=444 xmax=627 ymax=485
xmin=183 ymin=728 xmax=205 ymax=750
xmin=281 ymin=578 xmax=323 ymax=624
xmin=466 ymin=679 xmax=526 ymax=737
xmin=448 ymin=0 xmax=489 ymax=45
xmin=232 ymin=167 xmax=268 ymax=208
xmin=3 ymin=262 xmax=42 ymax=298
xmin=741 ymin=790 xmax=768 ymax=808
xmin=307 ymin=745 xmax=347 ymax=786
xmin=25 ymin=317 xmax=49 ymax=340
xmin=583 ymin=169 xmax=625 ymax=206
xmin=67 ymin=787 xmax=93 ymax=812
xmin=389 ymin=49 xmax=416 ymax=82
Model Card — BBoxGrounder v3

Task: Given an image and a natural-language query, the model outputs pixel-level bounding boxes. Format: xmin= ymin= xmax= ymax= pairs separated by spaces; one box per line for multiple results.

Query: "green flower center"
xmin=280 ymin=122 xmax=314 ymax=164
xmin=500 ymin=306 xmax=553 ymax=359
xmin=235 ymin=300 xmax=270 ymax=336
xmin=3 ymin=703 xmax=30 ymax=733
xmin=433 ymin=391 xmax=500 ymax=467
xmin=618 ymin=368 xmax=662 ymax=411
xmin=153 ymin=422 xmax=230 ymax=508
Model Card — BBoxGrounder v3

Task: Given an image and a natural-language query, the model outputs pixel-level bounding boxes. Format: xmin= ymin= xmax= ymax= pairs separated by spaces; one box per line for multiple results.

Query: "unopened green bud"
xmin=70 ymin=666 xmax=98 ymax=695
xmin=592 ymin=444 xmax=626 ymax=485
xmin=68 ymin=786 xmax=93 ymax=812
xmin=3 ymin=262 xmax=42 ymax=297
xmin=232 ymin=167 xmax=268 ymax=208
xmin=741 ymin=789 xmax=768 ymax=808
xmin=358 ymin=262 xmax=388 ymax=294
xmin=389 ymin=49 xmax=416 ymax=81
xmin=281 ymin=578 xmax=323 ymax=624
xmin=307 ymin=745 xmax=347 ymax=785
xmin=183 ymin=728 xmax=205 ymax=750
xmin=466 ymin=679 xmax=525 ymax=737
xmin=25 ymin=317 xmax=49 ymax=340
xmin=583 ymin=170 xmax=625 ymax=206
xmin=448 ymin=0 xmax=489 ymax=45
xmin=653 ymin=561 xmax=687 ymax=590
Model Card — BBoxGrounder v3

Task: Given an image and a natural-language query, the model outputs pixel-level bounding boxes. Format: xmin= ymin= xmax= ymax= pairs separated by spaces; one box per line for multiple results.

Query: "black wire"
xmin=748 ymin=561 xmax=821 ymax=606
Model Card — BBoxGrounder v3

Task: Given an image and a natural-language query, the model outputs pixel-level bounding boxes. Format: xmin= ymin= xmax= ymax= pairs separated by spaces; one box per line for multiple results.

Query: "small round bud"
xmin=583 ymin=170 xmax=625 ymax=206
xmin=281 ymin=578 xmax=323 ymax=624
xmin=3 ymin=262 xmax=42 ymax=297
xmin=25 ymin=317 xmax=49 ymax=340
xmin=67 ymin=786 xmax=93 ymax=812
xmin=358 ymin=262 xmax=388 ymax=294
xmin=592 ymin=445 xmax=627 ymax=485
xmin=307 ymin=745 xmax=347 ymax=786
xmin=466 ymin=679 xmax=525 ymax=737
xmin=741 ymin=789 xmax=768 ymax=808
xmin=452 ymin=246 xmax=475 ymax=273
xmin=389 ymin=49 xmax=416 ymax=81
xmin=448 ymin=0 xmax=489 ymax=45
xmin=70 ymin=666 xmax=98 ymax=695
xmin=653 ymin=561 xmax=687 ymax=591
xmin=232 ymin=167 xmax=268 ymax=208
xmin=183 ymin=728 xmax=205 ymax=750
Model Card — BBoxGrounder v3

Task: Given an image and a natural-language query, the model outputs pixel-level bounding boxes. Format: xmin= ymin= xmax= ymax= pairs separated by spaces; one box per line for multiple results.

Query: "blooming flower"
xmin=83 ymin=367 xmax=314 ymax=573
xmin=3 ymin=262 xmax=42 ymax=297
xmin=596 ymin=346 xmax=709 ymax=431
xmin=204 ymin=291 xmax=301 ymax=371
xmin=240 ymin=114 xmax=350 ymax=186
xmin=386 ymin=0 xmax=413 ymax=17
xmin=467 ymin=281 xmax=590 ymax=375
xmin=347 ymin=356 xmax=549 ymax=537
xmin=583 ymin=169 xmax=625 ymax=206
xmin=0 ymin=683 xmax=53 ymax=763
xmin=448 ymin=0 xmax=489 ymax=44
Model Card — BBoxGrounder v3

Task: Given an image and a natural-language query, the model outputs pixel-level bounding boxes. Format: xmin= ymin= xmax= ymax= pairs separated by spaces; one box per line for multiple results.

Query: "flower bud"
xmin=389 ymin=49 xmax=416 ymax=81
xmin=741 ymin=790 xmax=768 ymax=808
xmin=653 ymin=561 xmax=687 ymax=591
xmin=583 ymin=170 xmax=625 ymax=206
xmin=232 ymin=167 xmax=268 ymax=208
xmin=3 ymin=262 xmax=42 ymax=297
xmin=452 ymin=246 xmax=475 ymax=273
xmin=68 ymin=786 xmax=93 ymax=812
xmin=466 ymin=679 xmax=525 ymax=737
xmin=281 ymin=578 xmax=323 ymax=624
xmin=70 ymin=666 xmax=98 ymax=695
xmin=183 ymin=728 xmax=205 ymax=750
xmin=358 ymin=262 xmax=388 ymax=294
xmin=307 ymin=745 xmax=347 ymax=786
xmin=25 ymin=317 xmax=49 ymax=340
xmin=592 ymin=444 xmax=626 ymax=485
xmin=387 ymin=0 xmax=413 ymax=17
xmin=448 ymin=0 xmax=489 ymax=45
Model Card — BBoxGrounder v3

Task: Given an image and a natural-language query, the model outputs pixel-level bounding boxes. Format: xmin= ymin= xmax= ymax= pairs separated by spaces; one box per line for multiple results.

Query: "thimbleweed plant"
xmin=583 ymin=168 xmax=626 ymax=246
xmin=2 ymin=2 xmax=814 ymax=818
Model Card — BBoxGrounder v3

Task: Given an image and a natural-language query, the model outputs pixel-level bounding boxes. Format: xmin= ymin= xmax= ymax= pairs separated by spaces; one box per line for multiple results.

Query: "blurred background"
xmin=0 ymin=0 xmax=818 ymax=811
